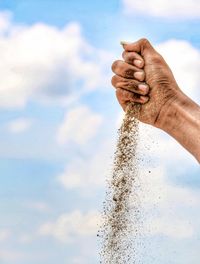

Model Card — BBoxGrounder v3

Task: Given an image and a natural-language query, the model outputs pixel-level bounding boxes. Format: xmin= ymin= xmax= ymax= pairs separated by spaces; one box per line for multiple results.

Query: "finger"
xmin=112 ymin=60 xmax=145 ymax=81
xmin=116 ymin=88 xmax=149 ymax=111
xmin=122 ymin=51 xmax=144 ymax=68
xmin=121 ymin=38 xmax=155 ymax=56
xmin=111 ymin=75 xmax=149 ymax=95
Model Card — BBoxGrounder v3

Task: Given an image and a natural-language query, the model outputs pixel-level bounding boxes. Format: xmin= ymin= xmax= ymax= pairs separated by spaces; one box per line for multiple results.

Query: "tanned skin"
xmin=111 ymin=38 xmax=200 ymax=163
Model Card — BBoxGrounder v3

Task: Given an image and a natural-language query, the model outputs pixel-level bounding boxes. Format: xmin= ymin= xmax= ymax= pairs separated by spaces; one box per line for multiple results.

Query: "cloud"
xmin=18 ymin=234 xmax=33 ymax=244
xmin=156 ymin=40 xmax=200 ymax=102
xmin=0 ymin=12 xmax=111 ymax=108
xmin=138 ymin=122 xmax=197 ymax=166
xmin=57 ymin=135 xmax=115 ymax=189
xmin=148 ymin=216 xmax=194 ymax=239
xmin=0 ymin=249 xmax=27 ymax=262
xmin=0 ymin=11 xmax=11 ymax=34
xmin=139 ymin=166 xmax=200 ymax=208
xmin=38 ymin=210 xmax=101 ymax=243
xmin=24 ymin=201 xmax=50 ymax=213
xmin=0 ymin=229 xmax=11 ymax=242
xmin=58 ymin=154 xmax=105 ymax=189
xmin=137 ymin=122 xmax=200 ymax=241
xmin=136 ymin=166 xmax=200 ymax=239
xmin=6 ymin=118 xmax=32 ymax=133
xmin=57 ymin=105 xmax=103 ymax=145
xmin=123 ymin=0 xmax=200 ymax=18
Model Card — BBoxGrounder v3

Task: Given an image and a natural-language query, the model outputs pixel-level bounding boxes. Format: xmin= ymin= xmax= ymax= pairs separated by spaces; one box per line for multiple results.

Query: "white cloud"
xmin=58 ymin=166 xmax=83 ymax=189
xmin=57 ymin=136 xmax=115 ymax=189
xmin=135 ymin=165 xmax=200 ymax=239
xmin=137 ymin=122 xmax=200 ymax=241
xmin=138 ymin=166 xmax=198 ymax=208
xmin=0 ymin=249 xmax=27 ymax=262
xmin=121 ymin=112 xmax=200 ymax=240
xmin=38 ymin=210 xmax=101 ymax=243
xmin=138 ymin=122 xmax=197 ymax=166
xmin=156 ymin=40 xmax=200 ymax=102
xmin=0 ymin=11 xmax=11 ymax=34
xmin=57 ymin=105 xmax=103 ymax=145
xmin=0 ymin=229 xmax=11 ymax=242
xmin=25 ymin=201 xmax=50 ymax=213
xmin=7 ymin=117 xmax=32 ymax=133
xmin=149 ymin=216 xmax=194 ymax=239
xmin=123 ymin=0 xmax=200 ymax=18
xmin=0 ymin=12 xmax=111 ymax=108
xmin=18 ymin=234 xmax=33 ymax=244
xmin=58 ymin=154 xmax=105 ymax=189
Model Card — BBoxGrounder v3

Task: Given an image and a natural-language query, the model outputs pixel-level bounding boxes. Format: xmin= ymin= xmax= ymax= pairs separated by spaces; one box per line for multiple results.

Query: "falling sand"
xmin=99 ymin=102 xmax=142 ymax=264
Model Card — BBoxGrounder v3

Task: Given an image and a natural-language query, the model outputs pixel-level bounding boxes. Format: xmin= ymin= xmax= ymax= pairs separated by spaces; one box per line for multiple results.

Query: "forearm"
xmin=157 ymin=90 xmax=200 ymax=163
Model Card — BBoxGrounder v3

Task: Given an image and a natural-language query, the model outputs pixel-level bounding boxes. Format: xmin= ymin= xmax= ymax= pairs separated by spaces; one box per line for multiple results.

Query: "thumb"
xmin=120 ymin=38 xmax=154 ymax=55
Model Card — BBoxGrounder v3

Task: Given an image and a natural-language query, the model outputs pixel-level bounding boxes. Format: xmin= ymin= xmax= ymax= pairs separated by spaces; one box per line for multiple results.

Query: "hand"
xmin=111 ymin=38 xmax=183 ymax=128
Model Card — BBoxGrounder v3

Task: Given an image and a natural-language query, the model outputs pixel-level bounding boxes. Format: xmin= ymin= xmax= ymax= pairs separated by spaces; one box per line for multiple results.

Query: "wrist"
xmin=155 ymin=89 xmax=188 ymax=131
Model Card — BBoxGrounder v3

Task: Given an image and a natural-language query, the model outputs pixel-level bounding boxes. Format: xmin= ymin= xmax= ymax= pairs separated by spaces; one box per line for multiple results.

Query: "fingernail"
xmin=120 ymin=40 xmax=131 ymax=46
xmin=138 ymin=84 xmax=149 ymax=93
xmin=134 ymin=59 xmax=143 ymax=68
xmin=134 ymin=71 xmax=144 ymax=80
xmin=140 ymin=95 xmax=149 ymax=103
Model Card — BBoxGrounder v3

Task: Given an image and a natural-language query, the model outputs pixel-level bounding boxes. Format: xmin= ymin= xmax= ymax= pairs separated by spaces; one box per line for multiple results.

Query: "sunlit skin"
xmin=111 ymin=38 xmax=200 ymax=163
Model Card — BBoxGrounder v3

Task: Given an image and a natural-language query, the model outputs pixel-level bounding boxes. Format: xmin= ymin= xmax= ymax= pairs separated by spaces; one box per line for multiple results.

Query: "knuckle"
xmin=111 ymin=75 xmax=115 ymax=86
xmin=124 ymin=69 xmax=134 ymax=78
xmin=129 ymin=80 xmax=138 ymax=89
xmin=152 ymin=54 xmax=162 ymax=64
xmin=140 ymin=38 xmax=149 ymax=45
xmin=115 ymin=88 xmax=122 ymax=99
xmin=111 ymin=75 xmax=118 ymax=87
xmin=123 ymin=52 xmax=132 ymax=64
xmin=116 ymin=88 xmax=126 ymax=98
xmin=111 ymin=60 xmax=121 ymax=72
xmin=115 ymin=87 xmax=121 ymax=95
xmin=121 ymin=79 xmax=137 ymax=90
xmin=111 ymin=75 xmax=125 ymax=88
xmin=120 ymin=88 xmax=130 ymax=98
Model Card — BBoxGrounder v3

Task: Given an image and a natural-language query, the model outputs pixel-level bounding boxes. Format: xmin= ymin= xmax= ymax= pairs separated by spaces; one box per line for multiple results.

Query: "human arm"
xmin=111 ymin=38 xmax=200 ymax=163
xmin=156 ymin=89 xmax=200 ymax=163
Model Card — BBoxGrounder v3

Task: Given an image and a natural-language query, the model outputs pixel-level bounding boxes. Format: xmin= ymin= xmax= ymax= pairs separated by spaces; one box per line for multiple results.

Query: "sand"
xmin=99 ymin=103 xmax=142 ymax=264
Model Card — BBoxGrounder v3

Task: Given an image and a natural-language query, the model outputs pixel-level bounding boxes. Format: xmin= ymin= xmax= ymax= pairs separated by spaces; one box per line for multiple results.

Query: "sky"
xmin=0 ymin=0 xmax=200 ymax=263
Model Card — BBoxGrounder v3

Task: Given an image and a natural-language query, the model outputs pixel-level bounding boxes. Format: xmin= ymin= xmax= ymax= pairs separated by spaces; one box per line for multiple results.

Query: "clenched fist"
xmin=111 ymin=38 xmax=182 ymax=128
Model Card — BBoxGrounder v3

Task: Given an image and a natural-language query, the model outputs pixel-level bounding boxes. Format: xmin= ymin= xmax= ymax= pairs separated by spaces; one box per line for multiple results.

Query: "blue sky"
xmin=0 ymin=0 xmax=200 ymax=263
